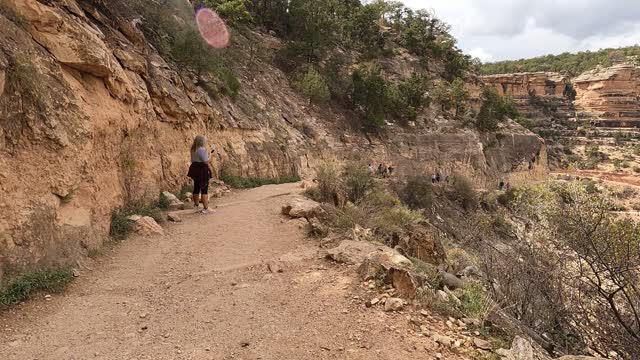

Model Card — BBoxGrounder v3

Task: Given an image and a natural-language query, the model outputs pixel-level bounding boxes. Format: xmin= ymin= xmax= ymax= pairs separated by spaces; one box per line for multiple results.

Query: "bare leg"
xmin=193 ymin=194 xmax=200 ymax=207
xmin=202 ymin=194 xmax=209 ymax=210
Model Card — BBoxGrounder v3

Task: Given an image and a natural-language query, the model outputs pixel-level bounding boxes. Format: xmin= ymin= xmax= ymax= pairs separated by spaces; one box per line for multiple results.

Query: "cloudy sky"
xmin=402 ymin=0 xmax=640 ymax=62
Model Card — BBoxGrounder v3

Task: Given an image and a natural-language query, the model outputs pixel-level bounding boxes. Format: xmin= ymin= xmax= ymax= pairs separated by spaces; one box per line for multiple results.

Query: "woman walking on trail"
xmin=188 ymin=135 xmax=214 ymax=214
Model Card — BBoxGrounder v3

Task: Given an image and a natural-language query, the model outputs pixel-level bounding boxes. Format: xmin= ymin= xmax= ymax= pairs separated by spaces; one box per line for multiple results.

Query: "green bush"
xmin=401 ymin=175 xmax=433 ymax=210
xmin=343 ymin=162 xmax=375 ymax=203
xmin=1 ymin=269 xmax=73 ymax=306
xmin=449 ymin=175 xmax=478 ymax=210
xmin=157 ymin=192 xmax=171 ymax=209
xmin=295 ymin=67 xmax=330 ymax=103
xmin=315 ymin=161 xmax=342 ymax=204
xmin=178 ymin=184 xmax=194 ymax=201
xmin=477 ymin=87 xmax=519 ymax=131
xmin=351 ymin=62 xmax=388 ymax=128
xmin=516 ymin=117 xmax=536 ymax=130
xmin=204 ymin=0 xmax=252 ymax=23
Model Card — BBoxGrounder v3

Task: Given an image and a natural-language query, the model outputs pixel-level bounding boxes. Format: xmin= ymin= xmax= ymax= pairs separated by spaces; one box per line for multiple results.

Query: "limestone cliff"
xmin=0 ymin=0 xmax=546 ymax=282
xmin=573 ymin=63 xmax=640 ymax=127
xmin=481 ymin=64 xmax=640 ymax=128
xmin=481 ymin=72 xmax=573 ymax=121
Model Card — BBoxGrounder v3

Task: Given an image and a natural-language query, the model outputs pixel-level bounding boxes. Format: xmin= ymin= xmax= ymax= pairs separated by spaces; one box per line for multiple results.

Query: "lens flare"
xmin=196 ymin=8 xmax=230 ymax=49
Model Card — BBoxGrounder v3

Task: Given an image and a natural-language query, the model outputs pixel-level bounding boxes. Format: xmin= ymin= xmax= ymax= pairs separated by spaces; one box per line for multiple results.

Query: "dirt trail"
xmin=0 ymin=183 xmax=461 ymax=360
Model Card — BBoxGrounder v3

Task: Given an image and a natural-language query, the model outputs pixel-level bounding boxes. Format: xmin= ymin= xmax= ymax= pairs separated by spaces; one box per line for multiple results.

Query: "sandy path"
xmin=0 ymin=183 xmax=463 ymax=360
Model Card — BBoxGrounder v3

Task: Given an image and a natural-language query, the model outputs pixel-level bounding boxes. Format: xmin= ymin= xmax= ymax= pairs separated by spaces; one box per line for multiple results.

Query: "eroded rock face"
xmin=481 ymin=72 xmax=573 ymax=121
xmin=573 ymin=64 xmax=640 ymax=127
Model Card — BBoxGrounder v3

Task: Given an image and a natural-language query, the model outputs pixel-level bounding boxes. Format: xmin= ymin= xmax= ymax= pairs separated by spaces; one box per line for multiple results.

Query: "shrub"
xmin=401 ymin=175 xmax=433 ymax=210
xmin=515 ymin=117 xmax=536 ymax=130
xmin=1 ymin=269 xmax=73 ymax=306
xmin=342 ymin=162 xmax=375 ymax=203
xmin=497 ymin=188 xmax=518 ymax=208
xmin=477 ymin=87 xmax=519 ymax=131
xmin=157 ymin=192 xmax=171 ymax=209
xmin=351 ymin=62 xmax=388 ymax=128
xmin=460 ymin=281 xmax=496 ymax=323
xmin=217 ymin=67 xmax=241 ymax=100
xmin=449 ymin=175 xmax=478 ymax=210
xmin=178 ymin=184 xmax=194 ymax=201
xmin=295 ymin=67 xmax=330 ymax=103
xmin=203 ymin=0 xmax=252 ymax=23
xmin=315 ymin=161 xmax=342 ymax=204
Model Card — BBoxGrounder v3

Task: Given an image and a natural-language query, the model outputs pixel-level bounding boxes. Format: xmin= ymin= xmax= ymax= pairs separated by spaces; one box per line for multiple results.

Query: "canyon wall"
xmin=0 ymin=0 xmax=546 ymax=282
xmin=481 ymin=64 xmax=640 ymax=128
xmin=573 ymin=64 xmax=640 ymax=127
xmin=481 ymin=72 xmax=573 ymax=121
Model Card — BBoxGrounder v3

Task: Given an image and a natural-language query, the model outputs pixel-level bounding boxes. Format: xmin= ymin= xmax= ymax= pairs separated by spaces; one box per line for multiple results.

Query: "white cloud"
xmin=401 ymin=0 xmax=640 ymax=61
xmin=468 ymin=48 xmax=494 ymax=62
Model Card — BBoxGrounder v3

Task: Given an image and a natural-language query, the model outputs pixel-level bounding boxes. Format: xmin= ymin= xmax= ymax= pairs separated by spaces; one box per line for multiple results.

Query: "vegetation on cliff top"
xmin=480 ymin=45 xmax=640 ymax=76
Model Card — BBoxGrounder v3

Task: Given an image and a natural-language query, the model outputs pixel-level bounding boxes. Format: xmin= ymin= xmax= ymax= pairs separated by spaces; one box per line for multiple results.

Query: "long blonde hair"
xmin=191 ymin=135 xmax=206 ymax=153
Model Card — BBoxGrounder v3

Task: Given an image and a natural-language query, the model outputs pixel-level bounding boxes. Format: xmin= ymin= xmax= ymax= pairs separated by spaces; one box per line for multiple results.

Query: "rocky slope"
xmin=0 ymin=0 xmax=546 ymax=283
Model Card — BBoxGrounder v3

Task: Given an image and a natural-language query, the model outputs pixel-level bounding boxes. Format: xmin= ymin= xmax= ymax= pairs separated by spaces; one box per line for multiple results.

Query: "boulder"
xmin=128 ymin=216 xmax=164 ymax=236
xmin=162 ymin=191 xmax=180 ymax=203
xmin=358 ymin=246 xmax=428 ymax=299
xmin=441 ymin=272 xmax=465 ymax=290
xmin=384 ymin=298 xmax=404 ymax=312
xmin=326 ymin=240 xmax=383 ymax=265
xmin=282 ymin=197 xmax=324 ymax=219
xmin=389 ymin=223 xmax=447 ymax=266
xmin=496 ymin=336 xmax=540 ymax=360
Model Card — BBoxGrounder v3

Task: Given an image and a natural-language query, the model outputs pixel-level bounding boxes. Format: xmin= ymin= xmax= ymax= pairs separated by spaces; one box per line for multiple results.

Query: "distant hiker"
xmin=187 ymin=135 xmax=214 ymax=215
xmin=368 ymin=164 xmax=375 ymax=173
xmin=528 ymin=160 xmax=533 ymax=170
xmin=436 ymin=172 xmax=441 ymax=183
xmin=499 ymin=180 xmax=505 ymax=190
xmin=505 ymin=182 xmax=512 ymax=191
xmin=378 ymin=164 xmax=384 ymax=176
xmin=431 ymin=174 xmax=437 ymax=184
xmin=388 ymin=165 xmax=395 ymax=176
xmin=382 ymin=165 xmax=389 ymax=177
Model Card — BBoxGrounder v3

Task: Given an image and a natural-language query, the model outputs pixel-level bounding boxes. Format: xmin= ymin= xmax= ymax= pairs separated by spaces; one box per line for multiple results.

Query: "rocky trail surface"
xmin=0 ymin=183 xmax=464 ymax=360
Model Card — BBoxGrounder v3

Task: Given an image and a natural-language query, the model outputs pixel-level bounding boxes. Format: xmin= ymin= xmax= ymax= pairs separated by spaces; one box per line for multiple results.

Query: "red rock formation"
xmin=481 ymin=72 xmax=572 ymax=120
xmin=573 ymin=64 xmax=640 ymax=127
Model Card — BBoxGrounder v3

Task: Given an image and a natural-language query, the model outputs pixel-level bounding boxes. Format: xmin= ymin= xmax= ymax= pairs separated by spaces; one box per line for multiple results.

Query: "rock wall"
xmin=0 ymin=0 xmax=547 ymax=282
xmin=573 ymin=63 xmax=640 ymax=127
xmin=481 ymin=72 xmax=573 ymax=121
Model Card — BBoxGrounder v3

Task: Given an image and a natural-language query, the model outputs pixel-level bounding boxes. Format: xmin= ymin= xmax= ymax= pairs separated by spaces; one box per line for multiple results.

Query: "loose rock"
xmin=384 ymin=298 xmax=404 ymax=312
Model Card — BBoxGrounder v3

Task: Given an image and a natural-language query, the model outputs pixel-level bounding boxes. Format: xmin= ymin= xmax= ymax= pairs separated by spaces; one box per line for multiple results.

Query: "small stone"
xmin=420 ymin=309 xmax=429 ymax=317
xmin=44 ymin=294 xmax=52 ymax=300
xmin=167 ymin=213 xmax=182 ymax=222
xmin=432 ymin=334 xmax=453 ymax=347
xmin=445 ymin=320 xmax=455 ymax=329
xmin=267 ymin=262 xmax=284 ymax=273
xmin=72 ymin=268 xmax=80 ymax=277
xmin=205 ymin=347 xmax=211 ymax=352
xmin=384 ymin=298 xmax=404 ymax=312
xmin=473 ymin=338 xmax=492 ymax=350
xmin=370 ymin=298 xmax=380 ymax=305
xmin=435 ymin=353 xmax=443 ymax=359
xmin=140 ymin=325 xmax=148 ymax=330
xmin=139 ymin=313 xmax=148 ymax=319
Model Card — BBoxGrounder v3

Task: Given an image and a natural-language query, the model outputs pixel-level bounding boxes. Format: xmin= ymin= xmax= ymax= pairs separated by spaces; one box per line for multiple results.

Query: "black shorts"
xmin=193 ymin=179 xmax=209 ymax=195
